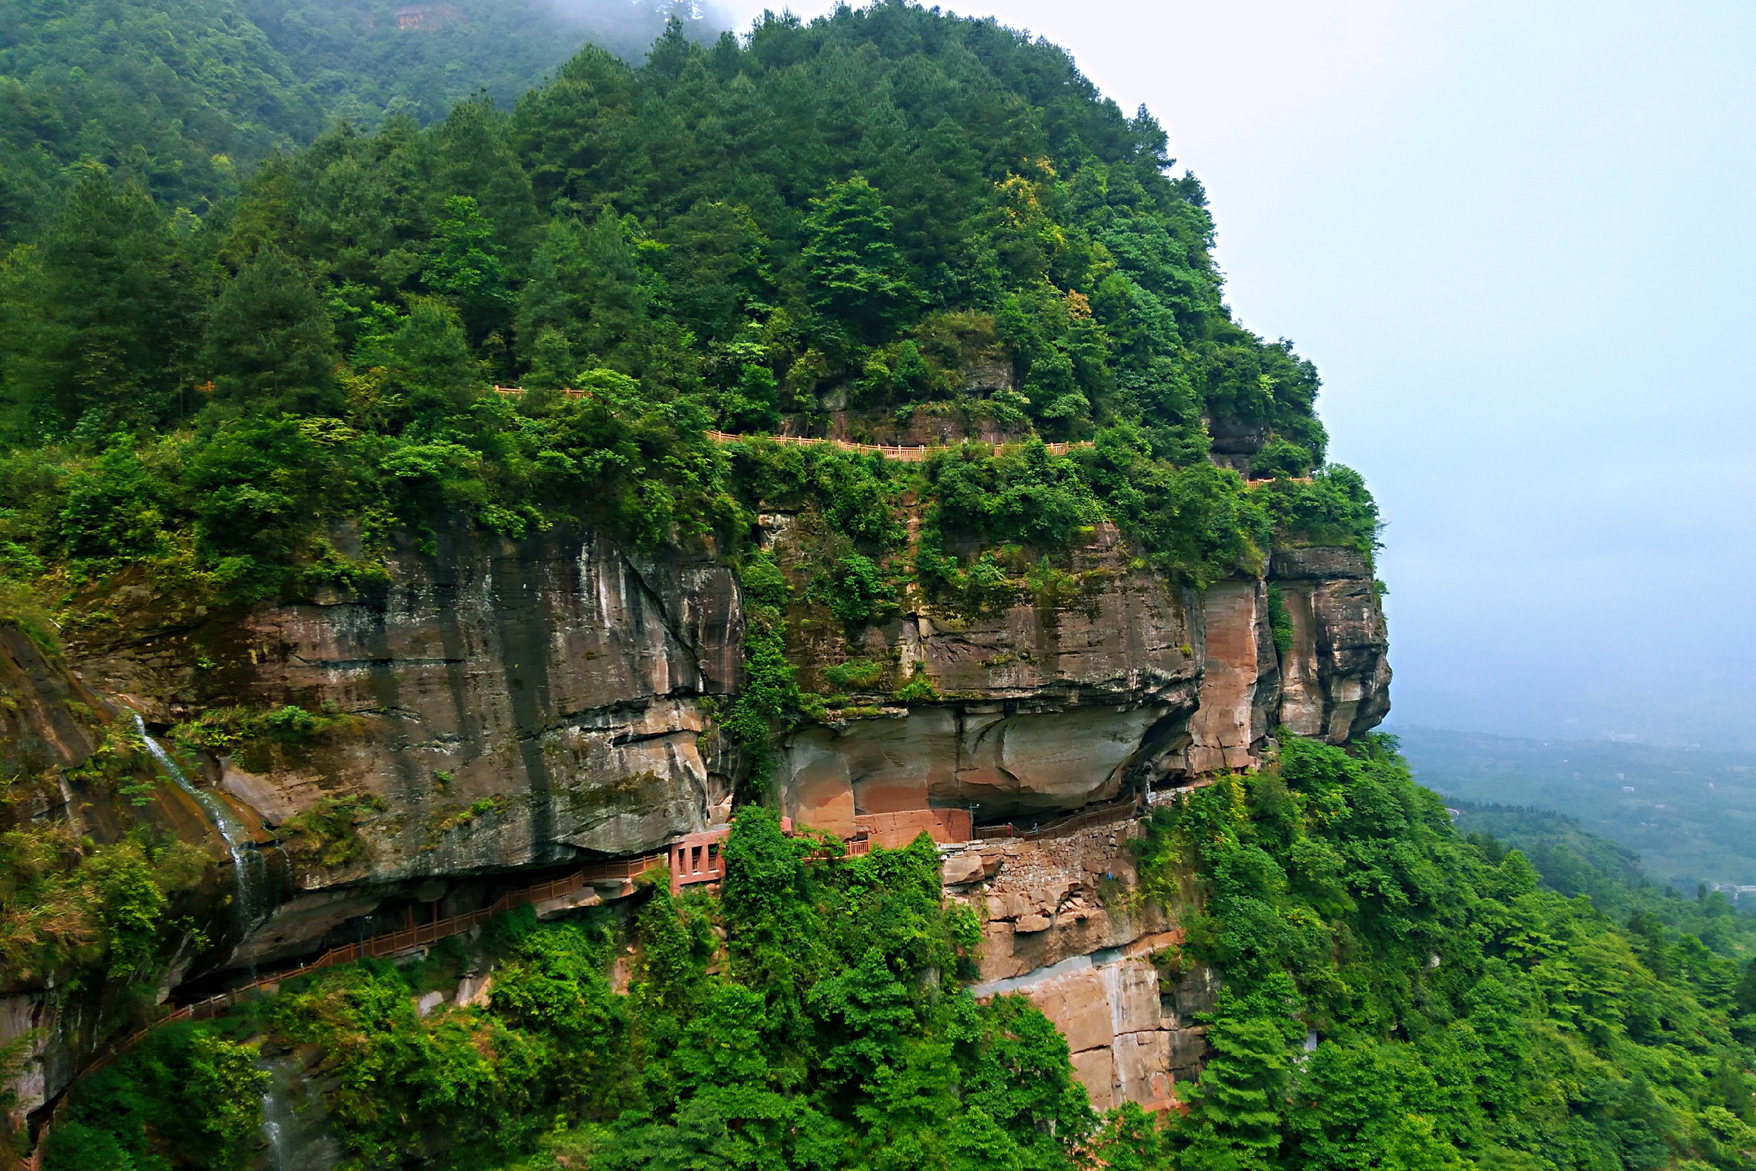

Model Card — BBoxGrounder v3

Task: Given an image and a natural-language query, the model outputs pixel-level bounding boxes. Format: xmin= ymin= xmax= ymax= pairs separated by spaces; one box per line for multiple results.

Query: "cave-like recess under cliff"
xmin=0 ymin=477 xmax=1387 ymax=1123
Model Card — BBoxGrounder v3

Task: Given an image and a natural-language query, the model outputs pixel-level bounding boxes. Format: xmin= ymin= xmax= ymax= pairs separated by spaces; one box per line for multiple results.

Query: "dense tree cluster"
xmin=1133 ymin=738 xmax=1756 ymax=1171
xmin=0 ymin=0 xmax=725 ymax=237
xmin=0 ymin=2 xmax=1374 ymax=612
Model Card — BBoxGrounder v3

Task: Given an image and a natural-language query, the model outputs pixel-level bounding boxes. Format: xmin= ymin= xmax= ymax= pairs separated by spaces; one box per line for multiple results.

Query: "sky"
xmin=706 ymin=0 xmax=1756 ymax=749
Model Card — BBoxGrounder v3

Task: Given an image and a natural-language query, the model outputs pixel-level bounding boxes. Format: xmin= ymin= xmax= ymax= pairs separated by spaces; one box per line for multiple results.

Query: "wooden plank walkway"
xmin=487 ymin=386 xmax=1088 ymax=462
xmin=702 ymin=430 xmax=1088 ymax=462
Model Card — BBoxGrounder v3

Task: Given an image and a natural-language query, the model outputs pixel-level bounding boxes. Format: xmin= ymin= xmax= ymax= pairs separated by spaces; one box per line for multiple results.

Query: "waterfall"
xmin=261 ymin=1076 xmax=291 ymax=1171
xmin=133 ymin=713 xmax=267 ymax=943
xmin=257 ymin=1055 xmax=343 ymax=1171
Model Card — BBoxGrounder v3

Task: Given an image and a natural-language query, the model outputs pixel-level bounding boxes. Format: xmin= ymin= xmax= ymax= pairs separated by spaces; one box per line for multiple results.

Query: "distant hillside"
xmin=1396 ymin=723 xmax=1756 ymax=890
xmin=0 ymin=0 xmax=729 ymax=236
xmin=1449 ymin=797 xmax=1756 ymax=962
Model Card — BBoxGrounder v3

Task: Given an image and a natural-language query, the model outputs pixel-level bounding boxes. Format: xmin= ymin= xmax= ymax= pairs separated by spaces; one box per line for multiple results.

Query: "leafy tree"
xmin=202 ymin=246 xmax=341 ymax=414
xmin=1 ymin=169 xmax=196 ymax=434
xmin=802 ymin=177 xmax=921 ymax=342
xmin=423 ymin=195 xmax=512 ymax=345
xmin=720 ymin=363 xmax=781 ymax=432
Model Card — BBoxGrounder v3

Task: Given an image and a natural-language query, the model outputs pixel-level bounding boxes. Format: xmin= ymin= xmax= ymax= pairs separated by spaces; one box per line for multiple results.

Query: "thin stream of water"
xmin=257 ymin=1055 xmax=342 ymax=1170
xmin=132 ymin=712 xmax=267 ymax=943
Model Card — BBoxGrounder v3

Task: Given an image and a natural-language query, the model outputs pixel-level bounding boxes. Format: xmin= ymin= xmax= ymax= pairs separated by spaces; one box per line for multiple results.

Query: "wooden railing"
xmin=704 ymin=430 xmax=1088 ymax=462
xmin=13 ymin=800 xmax=1105 ymax=1167
xmin=12 ymin=860 xmax=659 ymax=1170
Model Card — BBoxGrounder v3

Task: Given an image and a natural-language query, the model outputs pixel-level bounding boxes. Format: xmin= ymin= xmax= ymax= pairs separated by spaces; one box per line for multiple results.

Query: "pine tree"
xmin=202 ymin=247 xmax=341 ymax=415
xmin=801 ymin=176 xmax=920 ymax=342
xmin=2 ymin=169 xmax=195 ymax=434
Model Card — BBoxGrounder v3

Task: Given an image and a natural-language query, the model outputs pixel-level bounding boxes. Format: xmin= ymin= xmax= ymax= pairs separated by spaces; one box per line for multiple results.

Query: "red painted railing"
xmin=13 ymin=859 xmax=663 ymax=1168
xmin=12 ymin=807 xmax=1002 ymax=1166
xmin=668 ymin=829 xmax=728 ymax=893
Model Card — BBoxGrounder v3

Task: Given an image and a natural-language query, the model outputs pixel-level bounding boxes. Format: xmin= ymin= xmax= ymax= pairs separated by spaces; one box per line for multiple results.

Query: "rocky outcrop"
xmin=1272 ymin=546 xmax=1392 ymax=742
xmin=1173 ymin=546 xmax=1389 ymax=776
xmin=775 ymin=524 xmax=1203 ymax=832
xmin=1205 ymin=414 xmax=1269 ymax=477
xmin=69 ymin=521 xmax=741 ymax=967
xmin=0 ymin=622 xmax=239 ymax=1134
xmin=943 ymin=818 xmax=1217 ymax=1111
xmin=1178 ymin=578 xmax=1279 ymax=774
xmin=5 ymin=510 xmax=1388 ymax=1129
xmin=53 ymin=515 xmax=1384 ymax=980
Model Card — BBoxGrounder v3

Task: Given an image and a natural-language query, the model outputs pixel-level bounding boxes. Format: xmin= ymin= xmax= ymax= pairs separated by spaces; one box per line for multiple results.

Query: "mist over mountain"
xmin=0 ymin=0 xmax=732 ymax=236
xmin=544 ymin=0 xmax=735 ymax=58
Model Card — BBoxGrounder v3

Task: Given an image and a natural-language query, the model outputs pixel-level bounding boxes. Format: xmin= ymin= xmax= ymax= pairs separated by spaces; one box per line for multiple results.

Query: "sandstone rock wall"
xmin=69 ymin=522 xmax=741 ymax=967
xmin=0 ymin=623 xmax=239 ymax=1132
xmin=941 ymin=818 xmax=1217 ymax=1111
xmin=1272 ymin=546 xmax=1392 ymax=742
xmin=776 ymin=523 xmax=1205 ymax=831
xmin=1171 ymin=545 xmax=1389 ymax=777
xmin=49 ymin=514 xmax=1385 ymax=1005
xmin=5 ymin=509 xmax=1390 ymax=1126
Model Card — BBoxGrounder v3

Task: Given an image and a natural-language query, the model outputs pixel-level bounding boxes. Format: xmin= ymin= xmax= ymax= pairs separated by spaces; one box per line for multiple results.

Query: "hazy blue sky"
xmin=713 ymin=1 xmax=1756 ymax=747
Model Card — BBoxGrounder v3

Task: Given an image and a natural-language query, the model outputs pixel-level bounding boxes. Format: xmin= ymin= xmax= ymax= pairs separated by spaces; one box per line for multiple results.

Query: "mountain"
xmin=0 ymin=0 xmax=728 ymax=236
xmin=0 ymin=5 xmax=1752 ymax=1170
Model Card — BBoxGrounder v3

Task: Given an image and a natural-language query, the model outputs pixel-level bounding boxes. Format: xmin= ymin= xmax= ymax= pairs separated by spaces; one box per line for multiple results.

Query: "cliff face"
xmin=56 ymin=519 xmax=1386 ymax=974
xmin=10 ymin=513 xmax=1385 ymax=1123
xmin=69 ymin=521 xmax=742 ymax=967
xmin=0 ymin=622 xmax=238 ymax=1128
xmin=776 ymin=523 xmax=1203 ymax=833
xmin=1271 ymin=546 xmax=1393 ymax=742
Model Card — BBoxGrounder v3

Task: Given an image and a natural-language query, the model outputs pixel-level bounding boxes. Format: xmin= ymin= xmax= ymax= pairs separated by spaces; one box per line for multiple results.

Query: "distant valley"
xmin=1396 ymin=723 xmax=1756 ymax=891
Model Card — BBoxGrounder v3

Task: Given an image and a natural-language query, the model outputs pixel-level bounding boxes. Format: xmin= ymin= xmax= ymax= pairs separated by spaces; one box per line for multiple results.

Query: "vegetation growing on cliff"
xmin=0 ymin=2 xmax=1377 ymax=630
xmin=46 ymin=811 xmax=1098 ymax=1171
xmin=1134 ymin=737 xmax=1756 ymax=1170
xmin=41 ymin=1021 xmax=268 ymax=1171
xmin=0 ymin=612 xmax=211 ymax=999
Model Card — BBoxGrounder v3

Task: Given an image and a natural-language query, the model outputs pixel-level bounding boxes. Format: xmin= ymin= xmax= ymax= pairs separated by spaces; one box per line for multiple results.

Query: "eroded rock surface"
xmin=1170 ymin=545 xmax=1390 ymax=776
xmin=777 ymin=524 xmax=1204 ymax=829
xmin=943 ymin=818 xmax=1216 ymax=1111
xmin=47 ymin=513 xmax=1385 ymax=1075
xmin=1272 ymin=546 xmax=1392 ymax=742
xmin=67 ymin=523 xmax=740 ymax=967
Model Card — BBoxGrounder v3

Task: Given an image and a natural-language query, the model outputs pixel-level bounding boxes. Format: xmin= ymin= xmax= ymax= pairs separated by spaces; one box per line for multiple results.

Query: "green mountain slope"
xmin=1451 ymin=799 xmax=1756 ymax=958
xmin=0 ymin=3 xmax=1375 ymax=610
xmin=0 ymin=0 xmax=727 ymax=236
xmin=6 ymin=5 xmax=1755 ymax=1169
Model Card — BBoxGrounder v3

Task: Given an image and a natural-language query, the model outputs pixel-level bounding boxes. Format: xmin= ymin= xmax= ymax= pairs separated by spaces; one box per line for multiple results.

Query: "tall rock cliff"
xmin=3 ymin=505 xmax=1387 ymax=1125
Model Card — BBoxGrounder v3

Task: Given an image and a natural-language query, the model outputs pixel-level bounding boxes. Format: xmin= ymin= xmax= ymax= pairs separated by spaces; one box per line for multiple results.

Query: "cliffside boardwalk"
xmin=17 ymin=804 xmax=1021 ymax=1167
xmin=489 ymin=386 xmax=1090 ymax=461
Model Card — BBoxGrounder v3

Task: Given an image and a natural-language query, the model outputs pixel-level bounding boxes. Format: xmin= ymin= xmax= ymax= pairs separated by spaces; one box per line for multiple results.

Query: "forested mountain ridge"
xmin=0 ymin=1 xmax=1376 ymax=606
xmin=0 ymin=0 xmax=726 ymax=236
xmin=1 ymin=4 xmax=1749 ymax=1171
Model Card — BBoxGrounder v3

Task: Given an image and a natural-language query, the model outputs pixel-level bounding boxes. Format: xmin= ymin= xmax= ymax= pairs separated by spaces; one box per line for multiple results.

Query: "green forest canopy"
xmin=0 ymin=0 xmax=728 ymax=234
xmin=0 ymin=1 xmax=1375 ymax=613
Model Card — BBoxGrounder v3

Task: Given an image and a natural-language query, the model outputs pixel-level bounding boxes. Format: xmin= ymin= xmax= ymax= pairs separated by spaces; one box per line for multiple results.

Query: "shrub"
xmin=824 ymin=658 xmax=888 ymax=691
